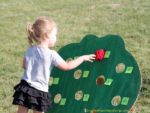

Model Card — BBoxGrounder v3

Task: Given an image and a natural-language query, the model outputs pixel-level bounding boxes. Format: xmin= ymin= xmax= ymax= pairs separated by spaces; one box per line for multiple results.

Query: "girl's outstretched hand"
xmin=83 ymin=54 xmax=96 ymax=62
xmin=57 ymin=54 xmax=96 ymax=71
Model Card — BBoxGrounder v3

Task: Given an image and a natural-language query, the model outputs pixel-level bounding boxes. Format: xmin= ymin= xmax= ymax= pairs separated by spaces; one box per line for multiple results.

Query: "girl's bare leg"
xmin=33 ymin=110 xmax=44 ymax=113
xmin=17 ymin=105 xmax=29 ymax=113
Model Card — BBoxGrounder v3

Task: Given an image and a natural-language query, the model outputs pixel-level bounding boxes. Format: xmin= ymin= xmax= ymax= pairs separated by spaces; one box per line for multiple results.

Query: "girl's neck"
xmin=37 ymin=41 xmax=49 ymax=49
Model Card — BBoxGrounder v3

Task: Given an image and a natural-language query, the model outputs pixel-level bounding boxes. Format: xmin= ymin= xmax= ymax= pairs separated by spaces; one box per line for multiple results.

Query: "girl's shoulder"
xmin=24 ymin=45 xmax=58 ymax=56
xmin=23 ymin=45 xmax=35 ymax=56
xmin=25 ymin=45 xmax=35 ymax=52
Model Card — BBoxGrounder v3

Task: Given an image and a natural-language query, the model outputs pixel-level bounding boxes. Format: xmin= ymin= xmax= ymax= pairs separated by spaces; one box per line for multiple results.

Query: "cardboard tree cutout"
xmin=48 ymin=35 xmax=141 ymax=113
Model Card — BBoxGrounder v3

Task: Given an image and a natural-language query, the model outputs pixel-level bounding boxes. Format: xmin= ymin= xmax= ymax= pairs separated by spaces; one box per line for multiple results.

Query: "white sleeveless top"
xmin=22 ymin=45 xmax=64 ymax=92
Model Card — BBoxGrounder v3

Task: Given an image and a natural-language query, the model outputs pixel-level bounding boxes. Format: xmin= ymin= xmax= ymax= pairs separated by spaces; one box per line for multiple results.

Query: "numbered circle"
xmin=75 ymin=90 xmax=83 ymax=101
xmin=116 ymin=63 xmax=126 ymax=73
xmin=74 ymin=69 xmax=82 ymax=79
xmin=49 ymin=77 xmax=53 ymax=86
xmin=66 ymin=58 xmax=73 ymax=62
xmin=90 ymin=110 xmax=97 ymax=113
xmin=96 ymin=75 xmax=105 ymax=85
xmin=111 ymin=96 xmax=121 ymax=106
xmin=54 ymin=93 xmax=62 ymax=104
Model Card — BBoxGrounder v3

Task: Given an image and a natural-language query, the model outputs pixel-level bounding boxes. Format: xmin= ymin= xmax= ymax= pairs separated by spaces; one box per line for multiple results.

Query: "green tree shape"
xmin=48 ymin=34 xmax=141 ymax=113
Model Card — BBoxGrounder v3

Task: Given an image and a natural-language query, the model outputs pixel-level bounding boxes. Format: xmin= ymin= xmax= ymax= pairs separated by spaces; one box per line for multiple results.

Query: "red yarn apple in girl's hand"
xmin=95 ymin=49 xmax=105 ymax=61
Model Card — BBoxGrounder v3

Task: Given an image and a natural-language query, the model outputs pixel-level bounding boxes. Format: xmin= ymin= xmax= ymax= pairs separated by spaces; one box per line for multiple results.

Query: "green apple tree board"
xmin=47 ymin=34 xmax=141 ymax=113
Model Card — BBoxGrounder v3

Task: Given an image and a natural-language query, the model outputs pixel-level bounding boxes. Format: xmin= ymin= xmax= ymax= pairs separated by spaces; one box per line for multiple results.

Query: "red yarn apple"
xmin=95 ymin=49 xmax=105 ymax=61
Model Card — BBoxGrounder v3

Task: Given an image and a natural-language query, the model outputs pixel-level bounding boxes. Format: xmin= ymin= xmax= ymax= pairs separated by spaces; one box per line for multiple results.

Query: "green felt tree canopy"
xmin=48 ymin=34 xmax=141 ymax=113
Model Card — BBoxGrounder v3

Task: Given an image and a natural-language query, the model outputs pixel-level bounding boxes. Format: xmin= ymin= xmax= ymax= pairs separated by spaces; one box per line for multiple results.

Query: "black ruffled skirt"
xmin=12 ymin=80 xmax=52 ymax=112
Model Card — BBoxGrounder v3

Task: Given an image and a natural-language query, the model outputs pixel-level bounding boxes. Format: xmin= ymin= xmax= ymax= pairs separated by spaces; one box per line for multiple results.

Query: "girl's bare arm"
xmin=57 ymin=54 xmax=95 ymax=71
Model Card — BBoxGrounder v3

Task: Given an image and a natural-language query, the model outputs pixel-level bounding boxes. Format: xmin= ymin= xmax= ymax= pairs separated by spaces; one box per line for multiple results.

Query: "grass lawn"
xmin=0 ymin=0 xmax=149 ymax=113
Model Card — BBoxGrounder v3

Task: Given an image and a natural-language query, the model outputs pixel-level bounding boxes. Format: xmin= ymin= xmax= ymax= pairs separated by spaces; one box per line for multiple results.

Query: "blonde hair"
xmin=26 ymin=16 xmax=57 ymax=45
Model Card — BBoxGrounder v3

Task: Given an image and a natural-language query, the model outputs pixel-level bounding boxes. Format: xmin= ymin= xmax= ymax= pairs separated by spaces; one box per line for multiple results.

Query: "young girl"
xmin=12 ymin=16 xmax=95 ymax=113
